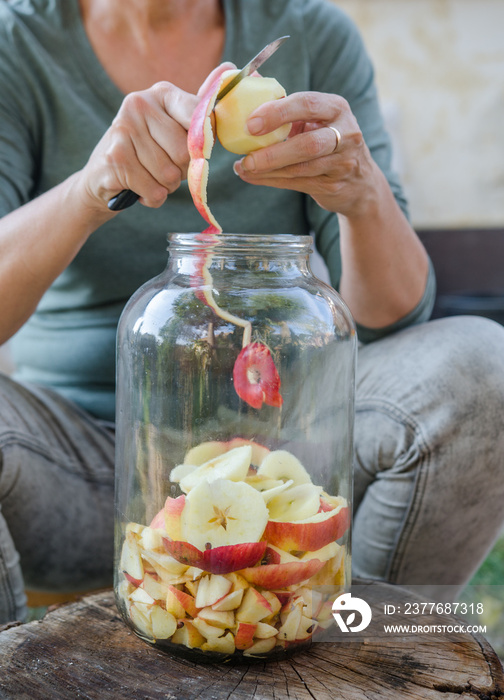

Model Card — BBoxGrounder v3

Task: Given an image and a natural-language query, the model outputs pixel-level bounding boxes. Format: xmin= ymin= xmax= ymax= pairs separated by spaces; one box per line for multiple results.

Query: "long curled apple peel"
xmin=187 ymin=67 xmax=282 ymax=409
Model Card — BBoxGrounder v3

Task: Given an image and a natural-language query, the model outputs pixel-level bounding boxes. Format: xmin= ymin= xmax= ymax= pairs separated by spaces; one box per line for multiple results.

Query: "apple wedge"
xmin=238 ymin=558 xmax=325 ymax=590
xmin=257 ymin=450 xmax=312 ymax=485
xmin=179 ymin=445 xmax=252 ymax=493
xmin=264 ymin=502 xmax=350 ymax=552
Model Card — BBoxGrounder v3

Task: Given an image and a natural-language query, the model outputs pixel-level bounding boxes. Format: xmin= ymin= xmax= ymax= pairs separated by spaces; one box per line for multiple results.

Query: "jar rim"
xmin=167 ymin=232 xmax=313 ymax=253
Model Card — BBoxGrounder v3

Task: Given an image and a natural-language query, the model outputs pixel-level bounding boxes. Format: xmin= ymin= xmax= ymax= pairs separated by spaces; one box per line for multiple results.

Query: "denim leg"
xmin=0 ymin=374 xmax=115 ymax=624
xmin=352 ymin=316 xmax=504 ymax=597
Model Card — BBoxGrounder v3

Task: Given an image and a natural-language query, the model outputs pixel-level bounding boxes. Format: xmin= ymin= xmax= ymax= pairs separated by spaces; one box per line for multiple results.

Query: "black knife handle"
xmin=108 ymin=189 xmax=140 ymax=211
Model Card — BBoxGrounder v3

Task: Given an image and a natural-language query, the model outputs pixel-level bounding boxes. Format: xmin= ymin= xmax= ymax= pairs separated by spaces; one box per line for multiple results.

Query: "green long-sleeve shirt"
xmin=0 ymin=0 xmax=435 ymax=420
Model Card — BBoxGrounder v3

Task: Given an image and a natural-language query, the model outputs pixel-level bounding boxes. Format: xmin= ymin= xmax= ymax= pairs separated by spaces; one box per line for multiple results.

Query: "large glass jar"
xmin=114 ymin=233 xmax=356 ymax=662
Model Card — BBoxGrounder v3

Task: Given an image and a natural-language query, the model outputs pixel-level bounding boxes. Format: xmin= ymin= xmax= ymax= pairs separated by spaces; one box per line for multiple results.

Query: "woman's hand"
xmin=232 ymin=91 xmax=380 ymax=218
xmin=233 ymin=90 xmax=430 ymax=330
xmin=78 ymin=63 xmax=235 ymax=214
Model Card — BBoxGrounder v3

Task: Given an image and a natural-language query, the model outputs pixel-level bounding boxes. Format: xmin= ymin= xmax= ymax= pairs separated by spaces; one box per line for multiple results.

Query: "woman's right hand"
xmin=78 ymin=63 xmax=234 ymax=214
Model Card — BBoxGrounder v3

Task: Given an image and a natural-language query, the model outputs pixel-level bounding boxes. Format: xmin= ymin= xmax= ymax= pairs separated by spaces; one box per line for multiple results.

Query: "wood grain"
xmin=0 ymin=582 xmax=502 ymax=700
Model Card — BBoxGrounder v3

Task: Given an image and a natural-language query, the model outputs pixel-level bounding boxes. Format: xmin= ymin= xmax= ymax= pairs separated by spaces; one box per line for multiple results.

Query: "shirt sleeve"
xmin=299 ymin=0 xmax=436 ymax=341
xmin=0 ymin=14 xmax=38 ymax=217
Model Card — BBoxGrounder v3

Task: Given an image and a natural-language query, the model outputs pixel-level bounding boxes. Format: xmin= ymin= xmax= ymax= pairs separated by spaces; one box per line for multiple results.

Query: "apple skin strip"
xmin=187 ymin=65 xmax=282 ymax=406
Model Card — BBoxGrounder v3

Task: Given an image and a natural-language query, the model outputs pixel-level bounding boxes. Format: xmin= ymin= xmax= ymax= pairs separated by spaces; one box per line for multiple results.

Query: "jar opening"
xmin=167 ymin=232 xmax=313 ymax=256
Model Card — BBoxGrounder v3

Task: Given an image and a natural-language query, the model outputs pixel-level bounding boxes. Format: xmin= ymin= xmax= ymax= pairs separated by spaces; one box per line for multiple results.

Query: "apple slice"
xmin=195 ymin=573 xmax=232 ymax=608
xmin=278 ymin=598 xmax=304 ymax=641
xmin=211 ymin=588 xmax=244 ymax=612
xmin=234 ymin=622 xmax=257 ymax=650
xmin=226 ymin=438 xmax=270 ymax=467
xmin=120 ymin=531 xmax=144 ymax=583
xmin=140 ymin=572 xmax=167 ymax=602
xmin=162 ymin=538 xmax=267 ymax=575
xmin=238 ymin=558 xmax=325 ymax=590
xmin=166 ymin=585 xmax=200 ymax=618
xmin=163 ymin=495 xmax=185 ymax=540
xmin=264 ymin=502 xmax=350 ymax=552
xmin=201 ymin=631 xmax=236 ymax=654
xmin=192 ymin=617 xmax=226 ymax=640
xmin=267 ymin=483 xmax=323 ymax=521
xmin=171 ymin=619 xmax=205 ymax=648
xmin=257 ymin=450 xmax=312 ymax=485
xmin=255 ymin=622 xmax=278 ymax=639
xmin=183 ymin=441 xmax=228 ymax=466
xmin=180 ymin=477 xmax=268 ymax=549
xmin=236 ymin=587 xmax=273 ymax=624
xmin=179 ymin=444 xmax=252 ymax=493
xmin=150 ymin=605 xmax=178 ymax=640
xmin=197 ymin=607 xmax=235 ymax=630
xmin=243 ymin=637 xmax=277 ymax=656
xmin=129 ymin=603 xmax=154 ymax=639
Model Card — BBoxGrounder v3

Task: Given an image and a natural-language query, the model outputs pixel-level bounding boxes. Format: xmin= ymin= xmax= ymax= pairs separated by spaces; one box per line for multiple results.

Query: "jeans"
xmin=1 ymin=316 xmax=504 ymax=623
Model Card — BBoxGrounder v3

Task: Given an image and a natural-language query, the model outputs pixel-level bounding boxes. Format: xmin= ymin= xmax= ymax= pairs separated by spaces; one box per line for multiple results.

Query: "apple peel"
xmin=162 ymin=537 xmax=267 ymax=575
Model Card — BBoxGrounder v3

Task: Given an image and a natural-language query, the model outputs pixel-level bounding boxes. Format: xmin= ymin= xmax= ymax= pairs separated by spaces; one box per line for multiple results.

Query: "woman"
xmin=0 ymin=0 xmax=503 ymax=623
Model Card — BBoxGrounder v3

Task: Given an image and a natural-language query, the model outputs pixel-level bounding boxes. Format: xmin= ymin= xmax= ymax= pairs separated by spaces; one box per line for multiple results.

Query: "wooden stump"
xmin=0 ymin=581 xmax=503 ymax=699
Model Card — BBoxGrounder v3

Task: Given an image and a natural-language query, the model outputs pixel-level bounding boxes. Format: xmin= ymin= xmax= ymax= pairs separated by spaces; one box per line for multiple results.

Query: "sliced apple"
xmin=300 ymin=541 xmax=342 ymax=563
xmin=277 ymin=598 xmax=304 ymax=641
xmin=195 ymin=573 xmax=233 ymax=608
xmin=201 ymin=631 xmax=236 ymax=654
xmin=166 ymin=585 xmax=200 ymax=618
xmin=192 ymin=617 xmax=226 ymax=640
xmin=257 ymin=450 xmax=312 ymax=485
xmin=162 ymin=538 xmax=267 ymax=575
xmin=150 ymin=605 xmax=178 ymax=640
xmin=163 ymin=495 xmax=185 ymax=540
xmin=171 ymin=619 xmax=205 ymax=648
xmin=120 ymin=531 xmax=144 ymax=583
xmin=183 ymin=440 xmax=228 ymax=466
xmin=267 ymin=483 xmax=322 ymax=521
xmin=264 ymin=502 xmax=350 ymax=552
xmin=243 ymin=636 xmax=277 ymax=656
xmin=226 ymin=438 xmax=270 ymax=467
xmin=180 ymin=477 xmax=268 ymax=549
xmin=238 ymin=558 xmax=325 ymax=590
xmin=179 ymin=445 xmax=252 ymax=493
xmin=234 ymin=622 xmax=257 ymax=650
xmin=214 ymin=73 xmax=291 ymax=155
xmin=197 ymin=607 xmax=235 ymax=630
xmin=129 ymin=603 xmax=154 ymax=639
xmin=235 ymin=587 xmax=272 ymax=624
xmin=140 ymin=572 xmax=167 ymax=602
xmin=211 ymin=588 xmax=244 ymax=612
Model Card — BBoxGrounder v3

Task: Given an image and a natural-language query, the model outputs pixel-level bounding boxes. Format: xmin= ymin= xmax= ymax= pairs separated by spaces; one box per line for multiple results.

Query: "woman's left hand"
xmin=233 ymin=91 xmax=380 ymax=219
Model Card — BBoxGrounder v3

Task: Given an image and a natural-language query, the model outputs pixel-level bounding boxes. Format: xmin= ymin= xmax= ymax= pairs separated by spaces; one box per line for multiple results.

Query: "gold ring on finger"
xmin=328 ymin=126 xmax=342 ymax=153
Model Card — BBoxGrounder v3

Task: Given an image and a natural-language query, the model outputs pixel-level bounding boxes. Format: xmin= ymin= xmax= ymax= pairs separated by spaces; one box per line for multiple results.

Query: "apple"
xmin=148 ymin=510 xmax=166 ymax=530
xmin=192 ymin=617 xmax=226 ymax=640
xmin=257 ymin=450 xmax=312 ymax=486
xmin=267 ymin=483 xmax=322 ymax=521
xmin=123 ymin=571 xmax=142 ymax=588
xmin=150 ymin=605 xmax=178 ymax=639
xmin=201 ymin=631 xmax=236 ymax=654
xmin=120 ymin=531 xmax=144 ymax=583
xmin=238 ymin=558 xmax=325 ymax=590
xmin=129 ymin=603 xmax=154 ymax=639
xmin=179 ymin=477 xmax=268 ymax=550
xmin=264 ymin=502 xmax=350 ymax=552
xmin=211 ymin=588 xmax=244 ymax=612
xmin=195 ymin=574 xmax=232 ymax=608
xmin=197 ymin=607 xmax=235 ymax=630
xmin=214 ymin=73 xmax=291 ymax=155
xmin=163 ymin=495 xmax=185 ymax=540
xmin=226 ymin=438 xmax=270 ymax=467
xmin=166 ymin=585 xmax=200 ymax=618
xmin=140 ymin=572 xmax=167 ymax=602
xmin=243 ymin=636 xmax=277 ymax=657
xmin=183 ymin=440 xmax=228 ymax=466
xmin=236 ymin=587 xmax=272 ymax=624
xmin=162 ymin=538 xmax=267 ymax=575
xmin=234 ymin=622 xmax=257 ymax=650
xmin=254 ymin=622 xmax=278 ymax=639
xmin=278 ymin=598 xmax=304 ymax=641
xmin=179 ymin=445 xmax=252 ymax=493
xmin=171 ymin=619 xmax=205 ymax=648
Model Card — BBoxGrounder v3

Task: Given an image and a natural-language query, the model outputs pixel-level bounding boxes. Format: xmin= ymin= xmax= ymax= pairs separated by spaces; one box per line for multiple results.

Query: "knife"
xmin=108 ymin=36 xmax=290 ymax=211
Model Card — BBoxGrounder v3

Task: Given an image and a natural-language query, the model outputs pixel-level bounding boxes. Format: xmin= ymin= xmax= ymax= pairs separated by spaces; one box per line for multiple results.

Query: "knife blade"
xmin=215 ymin=35 xmax=290 ymax=103
xmin=108 ymin=36 xmax=289 ymax=211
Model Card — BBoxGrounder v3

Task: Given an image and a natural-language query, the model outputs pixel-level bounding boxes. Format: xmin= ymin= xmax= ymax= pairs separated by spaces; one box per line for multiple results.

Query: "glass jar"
xmin=114 ymin=233 xmax=356 ymax=662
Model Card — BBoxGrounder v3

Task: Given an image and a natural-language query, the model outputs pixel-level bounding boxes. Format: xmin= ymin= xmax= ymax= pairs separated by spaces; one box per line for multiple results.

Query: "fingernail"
xmin=232 ymin=161 xmax=242 ymax=176
xmin=247 ymin=116 xmax=264 ymax=135
xmin=242 ymin=154 xmax=256 ymax=172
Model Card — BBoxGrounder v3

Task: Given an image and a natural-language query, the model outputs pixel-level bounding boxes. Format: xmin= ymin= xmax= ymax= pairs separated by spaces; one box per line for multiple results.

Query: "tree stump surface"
xmin=0 ymin=581 xmax=502 ymax=700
